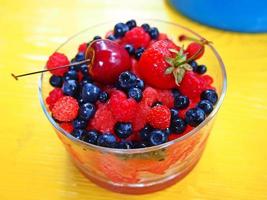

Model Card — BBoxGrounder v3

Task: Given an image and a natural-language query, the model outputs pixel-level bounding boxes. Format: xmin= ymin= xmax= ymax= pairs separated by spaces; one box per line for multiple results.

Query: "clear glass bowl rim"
xmin=38 ymin=19 xmax=227 ymax=154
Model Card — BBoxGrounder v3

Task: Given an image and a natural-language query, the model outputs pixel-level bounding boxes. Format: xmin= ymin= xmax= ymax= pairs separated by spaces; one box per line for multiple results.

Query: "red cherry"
xmin=185 ymin=42 xmax=204 ymax=60
xmin=86 ymin=39 xmax=131 ymax=84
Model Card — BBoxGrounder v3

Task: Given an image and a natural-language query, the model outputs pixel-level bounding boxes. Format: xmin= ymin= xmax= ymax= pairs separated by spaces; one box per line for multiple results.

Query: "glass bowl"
xmin=38 ymin=19 xmax=227 ymax=194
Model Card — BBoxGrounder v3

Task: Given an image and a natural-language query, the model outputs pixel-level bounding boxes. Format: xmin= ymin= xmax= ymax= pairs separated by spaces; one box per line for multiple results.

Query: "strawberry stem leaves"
xmin=164 ymin=36 xmax=210 ymax=85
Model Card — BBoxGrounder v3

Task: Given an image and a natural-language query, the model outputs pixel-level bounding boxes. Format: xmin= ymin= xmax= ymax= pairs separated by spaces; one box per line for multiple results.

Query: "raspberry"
xmin=109 ymin=89 xmax=127 ymax=100
xmin=132 ymin=101 xmax=151 ymax=131
xmin=78 ymin=42 xmax=88 ymax=53
xmin=89 ymin=104 xmax=116 ymax=133
xmin=157 ymin=89 xmax=174 ymax=108
xmin=147 ymin=105 xmax=171 ymax=129
xmin=179 ymin=71 xmax=203 ymax=100
xmin=46 ymin=52 xmax=70 ymax=76
xmin=142 ymin=87 xmax=158 ymax=107
xmin=46 ymin=88 xmax=64 ymax=110
xmin=121 ymin=27 xmax=150 ymax=48
xmin=109 ymin=97 xmax=138 ymax=122
xmin=60 ymin=122 xmax=74 ymax=133
xmin=179 ymin=72 xmax=214 ymax=100
xmin=202 ymin=74 xmax=214 ymax=85
xmin=52 ymin=96 xmax=79 ymax=122
xmin=108 ymin=89 xmax=138 ymax=122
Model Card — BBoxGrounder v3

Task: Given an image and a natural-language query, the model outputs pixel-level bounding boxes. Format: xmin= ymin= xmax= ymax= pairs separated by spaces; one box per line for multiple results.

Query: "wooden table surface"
xmin=1 ymin=0 xmax=267 ymax=199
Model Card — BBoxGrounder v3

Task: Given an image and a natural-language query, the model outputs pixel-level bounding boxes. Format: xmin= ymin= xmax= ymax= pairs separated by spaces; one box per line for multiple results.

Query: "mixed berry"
xmin=45 ymin=20 xmax=218 ymax=149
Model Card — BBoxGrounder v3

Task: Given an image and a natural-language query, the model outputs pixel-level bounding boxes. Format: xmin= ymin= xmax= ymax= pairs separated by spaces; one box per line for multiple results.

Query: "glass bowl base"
xmin=72 ymin=151 xmax=203 ymax=194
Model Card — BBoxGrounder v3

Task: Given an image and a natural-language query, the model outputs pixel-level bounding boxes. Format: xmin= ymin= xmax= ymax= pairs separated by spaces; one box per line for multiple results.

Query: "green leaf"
xmin=174 ymin=68 xmax=185 ymax=85
xmin=183 ymin=63 xmax=193 ymax=71
xmin=165 ymin=57 xmax=174 ymax=65
xmin=168 ymin=48 xmax=179 ymax=54
xmin=165 ymin=66 xmax=174 ymax=74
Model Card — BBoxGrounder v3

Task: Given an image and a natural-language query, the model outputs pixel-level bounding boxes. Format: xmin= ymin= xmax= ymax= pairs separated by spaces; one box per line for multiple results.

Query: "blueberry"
xmin=117 ymin=71 xmax=137 ymax=90
xmin=75 ymin=52 xmax=85 ymax=62
xmin=79 ymin=103 xmax=96 ymax=120
xmin=135 ymin=78 xmax=145 ymax=90
xmin=149 ymin=27 xmax=159 ymax=39
xmin=132 ymin=141 xmax=147 ymax=148
xmin=135 ymin=47 xmax=145 ymax=60
xmin=148 ymin=130 xmax=167 ymax=146
xmin=141 ymin=23 xmax=150 ymax=33
xmin=64 ymin=70 xmax=78 ymax=81
xmin=172 ymin=89 xmax=181 ymax=99
xmin=93 ymin=35 xmax=101 ymax=40
xmin=152 ymin=101 xmax=162 ymax=107
xmin=98 ymin=91 xmax=109 ymax=103
xmin=116 ymin=141 xmax=133 ymax=149
xmin=71 ymin=129 xmax=86 ymax=139
xmin=79 ymin=64 xmax=89 ymax=75
xmin=197 ymin=100 xmax=213 ymax=115
xmin=164 ymin=128 xmax=171 ymax=135
xmin=114 ymin=23 xmax=129 ymax=38
xmin=201 ymin=89 xmax=218 ymax=105
xmin=171 ymin=117 xmax=186 ymax=134
xmin=139 ymin=125 xmax=152 ymax=141
xmin=82 ymin=83 xmax=101 ymax=103
xmin=196 ymin=65 xmax=207 ymax=74
xmin=72 ymin=118 xmax=87 ymax=129
xmin=49 ymin=75 xmax=63 ymax=88
xmin=185 ymin=108 xmax=206 ymax=127
xmin=80 ymin=76 xmax=93 ymax=86
xmin=81 ymin=130 xmax=99 ymax=144
xmin=170 ymin=108 xmax=179 ymax=119
xmin=107 ymin=35 xmax=117 ymax=41
xmin=62 ymin=80 xmax=79 ymax=96
xmin=126 ymin=19 xmax=137 ymax=30
xmin=115 ymin=122 xmax=133 ymax=139
xmin=124 ymin=44 xmax=135 ymax=55
xmin=128 ymin=87 xmax=142 ymax=102
xmin=77 ymin=95 xmax=85 ymax=105
xmin=97 ymin=134 xmax=117 ymax=148
xmin=188 ymin=60 xmax=198 ymax=72
xmin=174 ymin=95 xmax=189 ymax=109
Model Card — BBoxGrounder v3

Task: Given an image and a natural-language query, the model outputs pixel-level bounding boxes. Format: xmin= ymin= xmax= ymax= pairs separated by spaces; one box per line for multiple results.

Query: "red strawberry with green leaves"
xmin=136 ymin=39 xmax=193 ymax=89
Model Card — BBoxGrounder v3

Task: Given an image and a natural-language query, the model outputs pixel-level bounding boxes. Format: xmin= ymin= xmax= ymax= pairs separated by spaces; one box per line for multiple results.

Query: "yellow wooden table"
xmin=1 ymin=0 xmax=267 ymax=199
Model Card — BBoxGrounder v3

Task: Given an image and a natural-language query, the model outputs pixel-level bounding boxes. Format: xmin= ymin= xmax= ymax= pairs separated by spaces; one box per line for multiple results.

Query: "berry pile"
xmin=45 ymin=20 xmax=218 ymax=149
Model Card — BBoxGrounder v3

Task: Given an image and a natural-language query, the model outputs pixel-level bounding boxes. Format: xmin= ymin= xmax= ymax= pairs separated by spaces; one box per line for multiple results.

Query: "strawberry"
xmin=52 ymin=96 xmax=79 ymax=122
xmin=136 ymin=40 xmax=181 ymax=89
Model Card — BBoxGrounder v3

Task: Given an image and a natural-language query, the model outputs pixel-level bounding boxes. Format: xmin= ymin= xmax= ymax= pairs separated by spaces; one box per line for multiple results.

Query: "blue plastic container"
xmin=169 ymin=0 xmax=267 ymax=33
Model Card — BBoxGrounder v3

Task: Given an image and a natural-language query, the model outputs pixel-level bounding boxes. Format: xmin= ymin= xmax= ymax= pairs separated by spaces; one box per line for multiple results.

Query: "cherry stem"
xmin=176 ymin=36 xmax=211 ymax=67
xmin=179 ymin=35 xmax=212 ymax=45
xmin=11 ymin=59 xmax=91 ymax=80
xmin=177 ymin=45 xmax=204 ymax=67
